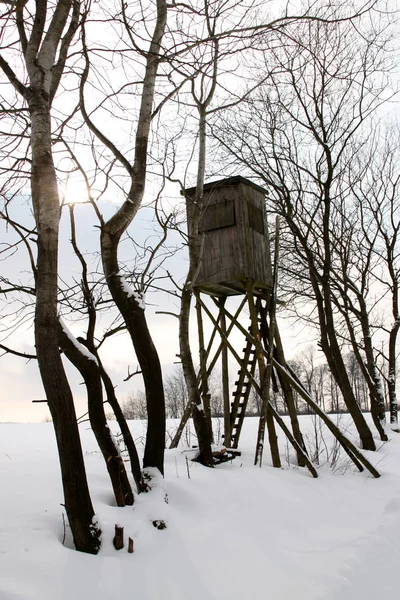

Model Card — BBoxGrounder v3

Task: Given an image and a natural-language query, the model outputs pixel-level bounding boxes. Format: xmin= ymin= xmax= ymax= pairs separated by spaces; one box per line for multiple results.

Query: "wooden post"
xmin=113 ymin=525 xmax=124 ymax=550
xmin=219 ymin=298 xmax=231 ymax=447
xmin=259 ymin=216 xmax=281 ymax=467
xmin=128 ymin=537 xmax=134 ymax=553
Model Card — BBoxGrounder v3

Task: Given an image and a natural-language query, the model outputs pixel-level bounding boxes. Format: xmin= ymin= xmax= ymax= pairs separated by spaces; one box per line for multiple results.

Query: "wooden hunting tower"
xmin=184 ymin=176 xmax=273 ymax=296
xmin=171 ymin=175 xmax=379 ymax=478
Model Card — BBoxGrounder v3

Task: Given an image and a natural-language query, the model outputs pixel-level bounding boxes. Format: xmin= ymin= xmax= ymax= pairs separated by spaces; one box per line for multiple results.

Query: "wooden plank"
xmin=199 ymin=199 xmax=235 ymax=232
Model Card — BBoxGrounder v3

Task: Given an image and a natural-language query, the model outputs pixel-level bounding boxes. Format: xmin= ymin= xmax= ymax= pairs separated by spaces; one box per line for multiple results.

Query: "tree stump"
xmin=113 ymin=525 xmax=124 ymax=550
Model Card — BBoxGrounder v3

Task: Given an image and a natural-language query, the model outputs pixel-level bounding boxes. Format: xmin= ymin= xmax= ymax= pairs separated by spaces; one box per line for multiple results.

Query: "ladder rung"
xmin=234 ymin=380 xmax=249 ymax=388
xmin=231 ymin=402 xmax=245 ymax=410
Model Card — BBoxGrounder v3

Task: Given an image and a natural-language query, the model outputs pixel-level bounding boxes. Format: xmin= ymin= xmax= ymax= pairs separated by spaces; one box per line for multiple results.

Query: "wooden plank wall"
xmin=186 ymin=179 xmax=273 ymax=291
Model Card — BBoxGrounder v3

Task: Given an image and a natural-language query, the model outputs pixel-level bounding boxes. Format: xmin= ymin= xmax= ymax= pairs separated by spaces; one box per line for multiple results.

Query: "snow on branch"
xmin=118 ymin=273 xmax=146 ymax=310
xmin=59 ymin=317 xmax=98 ymax=365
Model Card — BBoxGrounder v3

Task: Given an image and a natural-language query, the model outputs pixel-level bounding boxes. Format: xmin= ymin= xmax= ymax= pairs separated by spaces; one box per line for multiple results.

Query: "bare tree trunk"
xmin=178 ymin=97 xmax=214 ymax=465
xmin=101 ymin=273 xmax=166 ymax=474
xmin=169 ymin=400 xmax=192 ymax=449
xmin=196 ymin=294 xmax=213 ymax=440
xmin=29 ymin=92 xmax=100 ymax=553
xmin=317 ymin=283 xmax=376 ymax=451
xmin=388 ymin=277 xmax=399 ymax=425
xmin=179 ymin=286 xmax=214 ymax=466
xmin=66 ymin=203 xmax=137 ymax=500
xmin=333 ymin=272 xmax=388 ymax=441
xmin=99 ymin=365 xmax=144 ymax=492
xmin=388 ymin=322 xmax=399 ymax=425
xmin=58 ymin=326 xmax=134 ymax=506
xmin=288 ymin=236 xmax=376 ymax=450
xmin=79 ymin=0 xmax=168 ymax=476
xmin=0 ymin=0 xmax=102 ymax=553
xmin=352 ymin=306 xmax=387 ymax=440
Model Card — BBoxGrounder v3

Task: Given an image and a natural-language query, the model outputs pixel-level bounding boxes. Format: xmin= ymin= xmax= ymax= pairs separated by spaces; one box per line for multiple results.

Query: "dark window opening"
xmin=199 ymin=199 xmax=235 ymax=232
xmin=247 ymin=201 xmax=265 ymax=235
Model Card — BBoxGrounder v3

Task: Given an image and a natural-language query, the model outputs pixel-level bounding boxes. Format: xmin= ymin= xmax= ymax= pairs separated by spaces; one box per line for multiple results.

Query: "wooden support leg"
xmin=201 ymin=297 xmax=379 ymax=479
xmin=218 ymin=298 xmax=231 ymax=447
xmin=170 ymin=296 xmax=247 ymax=450
xmin=197 ymin=297 xmax=317 ymax=477
xmin=246 ymin=282 xmax=280 ymax=468
xmin=260 ymin=302 xmax=308 ymax=467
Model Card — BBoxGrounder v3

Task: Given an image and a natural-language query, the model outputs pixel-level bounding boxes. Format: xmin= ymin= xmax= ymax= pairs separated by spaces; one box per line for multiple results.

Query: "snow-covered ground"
xmin=1 ymin=415 xmax=400 ymax=600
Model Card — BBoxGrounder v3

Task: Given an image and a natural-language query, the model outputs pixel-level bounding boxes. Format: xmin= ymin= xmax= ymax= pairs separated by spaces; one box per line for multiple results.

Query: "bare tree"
xmin=346 ymin=352 xmax=369 ymax=412
xmin=214 ymin=12 xmax=394 ymax=449
xmin=78 ymin=0 xmax=168 ymax=476
xmin=0 ymin=0 xmax=101 ymax=553
xmin=164 ymin=366 xmax=188 ymax=419
xmin=123 ymin=391 xmax=148 ymax=420
xmin=327 ymin=206 xmax=389 ymax=439
xmin=351 ymin=132 xmax=400 ymax=426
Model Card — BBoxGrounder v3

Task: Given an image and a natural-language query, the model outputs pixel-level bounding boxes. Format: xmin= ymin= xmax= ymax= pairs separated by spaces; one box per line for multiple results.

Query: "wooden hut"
xmin=184 ymin=176 xmax=272 ymax=296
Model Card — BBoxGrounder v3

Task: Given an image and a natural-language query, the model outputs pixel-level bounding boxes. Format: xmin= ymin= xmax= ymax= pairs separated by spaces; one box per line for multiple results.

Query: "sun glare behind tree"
xmin=61 ymin=177 xmax=90 ymax=205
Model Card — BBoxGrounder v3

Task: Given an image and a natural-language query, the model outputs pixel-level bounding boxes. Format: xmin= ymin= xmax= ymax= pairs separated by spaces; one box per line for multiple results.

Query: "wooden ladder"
xmin=228 ymin=334 xmax=258 ymax=448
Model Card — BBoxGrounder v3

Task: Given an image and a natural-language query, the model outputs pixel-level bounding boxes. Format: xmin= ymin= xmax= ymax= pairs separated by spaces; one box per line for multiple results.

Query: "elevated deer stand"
xmin=171 ymin=177 xmax=379 ymax=479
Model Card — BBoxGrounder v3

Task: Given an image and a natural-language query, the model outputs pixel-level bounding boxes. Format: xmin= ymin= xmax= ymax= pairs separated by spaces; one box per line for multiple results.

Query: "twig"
xmin=123 ymin=366 xmax=142 ymax=382
xmin=185 ymin=455 xmax=191 ymax=479
xmin=62 ymin=513 xmax=66 ymax=546
xmin=155 ymin=311 xmax=179 ymax=318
